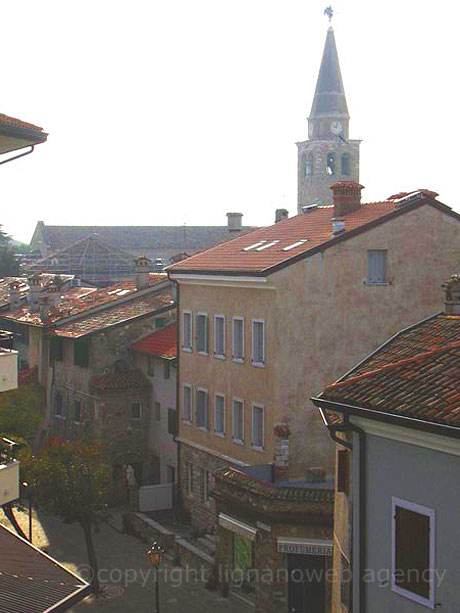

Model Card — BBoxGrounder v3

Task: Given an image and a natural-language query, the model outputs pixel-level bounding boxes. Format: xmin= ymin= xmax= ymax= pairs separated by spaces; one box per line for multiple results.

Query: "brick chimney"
xmin=134 ymin=256 xmax=151 ymax=290
xmin=8 ymin=281 xmax=23 ymax=309
xmin=273 ymin=422 xmax=290 ymax=481
xmin=226 ymin=212 xmax=243 ymax=233
xmin=39 ymin=293 xmax=51 ymax=322
xmin=443 ymin=275 xmax=460 ymax=314
xmin=28 ymin=273 xmax=43 ymax=312
xmin=275 ymin=209 xmax=289 ymax=223
xmin=331 ymin=181 xmax=364 ymax=217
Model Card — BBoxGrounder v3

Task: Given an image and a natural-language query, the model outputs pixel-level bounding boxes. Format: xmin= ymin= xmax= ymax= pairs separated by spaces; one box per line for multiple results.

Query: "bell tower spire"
xmin=297 ymin=12 xmax=361 ymax=213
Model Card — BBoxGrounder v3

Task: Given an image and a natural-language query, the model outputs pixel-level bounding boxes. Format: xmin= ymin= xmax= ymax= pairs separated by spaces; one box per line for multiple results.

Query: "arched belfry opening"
xmin=326 ymin=153 xmax=336 ymax=176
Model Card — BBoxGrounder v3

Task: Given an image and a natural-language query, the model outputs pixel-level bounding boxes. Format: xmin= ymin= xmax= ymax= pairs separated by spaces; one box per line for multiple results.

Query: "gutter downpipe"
xmin=168 ymin=274 xmax=181 ymax=517
xmin=318 ymin=406 xmax=366 ymax=613
xmin=0 ymin=145 xmax=35 ymax=166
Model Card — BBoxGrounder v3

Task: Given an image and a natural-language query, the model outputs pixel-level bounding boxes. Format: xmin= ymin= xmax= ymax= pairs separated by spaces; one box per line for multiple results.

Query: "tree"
xmin=21 ymin=439 xmax=111 ymax=595
xmin=0 ymin=224 xmax=19 ymax=276
xmin=0 ymin=383 xmax=44 ymax=444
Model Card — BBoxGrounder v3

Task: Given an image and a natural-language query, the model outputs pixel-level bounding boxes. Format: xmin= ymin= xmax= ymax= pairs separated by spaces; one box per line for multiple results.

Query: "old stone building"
xmin=297 ymin=27 xmax=360 ymax=212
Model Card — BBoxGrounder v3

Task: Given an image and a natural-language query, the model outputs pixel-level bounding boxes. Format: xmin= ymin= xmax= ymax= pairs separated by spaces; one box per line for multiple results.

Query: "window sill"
xmin=214 ymin=431 xmax=225 ymax=438
xmin=197 ymin=351 xmax=209 ymax=357
xmin=182 ymin=419 xmax=193 ymax=426
xmin=251 ymin=445 xmax=265 ymax=453
xmin=73 ymin=421 xmax=81 ymax=426
xmin=214 ymin=354 xmax=226 ymax=360
xmin=251 ymin=361 xmax=266 ymax=368
xmin=232 ymin=438 xmax=244 ymax=445
xmin=232 ymin=357 xmax=244 ymax=364
xmin=364 ymin=280 xmax=391 ymax=286
xmin=55 ymin=415 xmax=66 ymax=420
xmin=198 ymin=426 xmax=210 ymax=433
xmin=182 ymin=347 xmax=192 ymax=353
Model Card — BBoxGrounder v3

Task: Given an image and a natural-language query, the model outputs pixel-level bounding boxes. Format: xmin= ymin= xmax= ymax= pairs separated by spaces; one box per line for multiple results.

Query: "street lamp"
xmin=147 ymin=542 xmax=164 ymax=613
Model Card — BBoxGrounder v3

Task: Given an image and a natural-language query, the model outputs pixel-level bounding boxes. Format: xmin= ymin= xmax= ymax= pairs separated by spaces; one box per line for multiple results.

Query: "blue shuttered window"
xmin=367 ymin=250 xmax=387 ymax=284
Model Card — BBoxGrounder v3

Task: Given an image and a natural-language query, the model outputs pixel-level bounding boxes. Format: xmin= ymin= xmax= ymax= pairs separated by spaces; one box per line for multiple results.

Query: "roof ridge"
xmin=325 ymin=339 xmax=460 ymax=391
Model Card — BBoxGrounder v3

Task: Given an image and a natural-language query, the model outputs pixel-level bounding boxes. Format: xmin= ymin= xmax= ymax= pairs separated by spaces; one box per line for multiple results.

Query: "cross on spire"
xmin=324 ymin=5 xmax=334 ymax=23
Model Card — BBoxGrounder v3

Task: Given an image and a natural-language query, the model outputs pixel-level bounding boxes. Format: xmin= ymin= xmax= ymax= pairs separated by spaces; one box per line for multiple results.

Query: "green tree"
xmin=22 ymin=439 xmax=111 ymax=595
xmin=0 ymin=384 xmax=44 ymax=444
xmin=0 ymin=224 xmax=19 ymax=276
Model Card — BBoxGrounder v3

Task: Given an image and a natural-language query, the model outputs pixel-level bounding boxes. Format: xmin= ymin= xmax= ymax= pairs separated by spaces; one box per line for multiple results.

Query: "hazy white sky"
xmin=2 ymin=0 xmax=459 ymax=242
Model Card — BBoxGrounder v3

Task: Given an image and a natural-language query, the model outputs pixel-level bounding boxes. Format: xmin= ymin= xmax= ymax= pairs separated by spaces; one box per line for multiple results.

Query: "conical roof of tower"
xmin=309 ymin=27 xmax=349 ymax=119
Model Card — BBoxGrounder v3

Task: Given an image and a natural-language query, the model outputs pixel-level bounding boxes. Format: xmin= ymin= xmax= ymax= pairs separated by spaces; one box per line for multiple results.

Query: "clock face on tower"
xmin=330 ymin=121 xmax=343 ymax=135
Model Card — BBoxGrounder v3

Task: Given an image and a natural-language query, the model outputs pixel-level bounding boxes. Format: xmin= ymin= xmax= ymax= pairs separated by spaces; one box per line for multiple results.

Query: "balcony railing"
xmin=0 ymin=437 xmax=20 ymax=506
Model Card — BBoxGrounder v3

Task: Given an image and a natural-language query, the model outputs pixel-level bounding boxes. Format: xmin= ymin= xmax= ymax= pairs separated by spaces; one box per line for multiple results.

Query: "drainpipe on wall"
xmin=317 ymin=406 xmax=366 ymax=613
xmin=168 ymin=276 xmax=181 ymax=518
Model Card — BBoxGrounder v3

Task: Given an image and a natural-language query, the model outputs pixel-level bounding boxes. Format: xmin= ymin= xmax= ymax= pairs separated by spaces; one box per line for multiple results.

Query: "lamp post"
xmin=147 ymin=542 xmax=164 ymax=613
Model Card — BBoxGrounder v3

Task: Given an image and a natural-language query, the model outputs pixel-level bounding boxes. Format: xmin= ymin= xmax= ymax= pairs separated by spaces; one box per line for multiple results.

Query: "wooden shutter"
xmin=395 ymin=505 xmax=431 ymax=599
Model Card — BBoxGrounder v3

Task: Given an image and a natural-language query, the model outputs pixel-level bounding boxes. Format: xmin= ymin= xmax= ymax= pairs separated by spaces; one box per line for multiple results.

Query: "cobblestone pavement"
xmin=38 ymin=513 xmax=250 ymax=613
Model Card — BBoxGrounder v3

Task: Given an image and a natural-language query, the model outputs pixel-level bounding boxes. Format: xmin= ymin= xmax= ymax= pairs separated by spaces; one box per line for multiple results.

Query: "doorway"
xmin=287 ymin=554 xmax=326 ymax=612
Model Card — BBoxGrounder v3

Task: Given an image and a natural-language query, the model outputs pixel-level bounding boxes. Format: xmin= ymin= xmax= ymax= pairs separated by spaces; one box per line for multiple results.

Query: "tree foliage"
xmin=0 ymin=384 xmax=44 ymax=444
xmin=22 ymin=439 xmax=111 ymax=594
xmin=0 ymin=224 xmax=19 ymax=276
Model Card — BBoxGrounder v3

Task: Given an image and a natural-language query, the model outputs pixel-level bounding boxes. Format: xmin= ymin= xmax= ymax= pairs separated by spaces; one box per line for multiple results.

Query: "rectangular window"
xmin=164 ymin=360 xmax=171 ymax=380
xmin=232 ymin=399 xmax=244 ymax=442
xmin=50 ymin=338 xmax=63 ymax=363
xmin=252 ymin=320 xmax=265 ymax=365
xmin=74 ymin=339 xmax=89 ymax=368
xmin=185 ymin=462 xmax=194 ymax=496
xmin=183 ymin=385 xmax=192 ymax=422
xmin=167 ymin=465 xmax=175 ymax=484
xmin=183 ymin=311 xmax=192 ymax=351
xmin=252 ymin=404 xmax=264 ymax=449
xmin=131 ymin=402 xmax=142 ymax=420
xmin=392 ymin=497 xmax=435 ymax=608
xmin=155 ymin=401 xmax=161 ymax=421
xmin=215 ymin=394 xmax=225 ymax=436
xmin=367 ymin=250 xmax=388 ymax=284
xmin=214 ymin=315 xmax=226 ymax=358
xmin=337 ymin=449 xmax=350 ymax=495
xmin=73 ymin=400 xmax=81 ymax=424
xmin=54 ymin=391 xmax=63 ymax=418
xmin=196 ymin=389 xmax=209 ymax=429
xmin=147 ymin=357 xmax=155 ymax=377
xmin=196 ymin=313 xmax=209 ymax=354
xmin=203 ymin=470 xmax=211 ymax=505
xmin=168 ymin=408 xmax=177 ymax=435
xmin=232 ymin=317 xmax=244 ymax=361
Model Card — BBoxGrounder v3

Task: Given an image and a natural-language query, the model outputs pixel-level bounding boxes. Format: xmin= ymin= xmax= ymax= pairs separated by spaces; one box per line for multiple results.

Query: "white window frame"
xmin=214 ymin=314 xmax=226 ymax=359
xmin=391 ymin=497 xmax=435 ymax=609
xmin=251 ymin=318 xmax=266 ymax=367
xmin=214 ymin=393 xmax=226 ymax=437
xmin=232 ymin=397 xmax=244 ymax=444
xmin=182 ymin=310 xmax=193 ymax=352
xmin=182 ymin=384 xmax=192 ymax=424
xmin=196 ymin=311 xmax=209 ymax=355
xmin=232 ymin=316 xmax=245 ymax=363
xmin=251 ymin=403 xmax=264 ymax=450
xmin=196 ymin=387 xmax=209 ymax=430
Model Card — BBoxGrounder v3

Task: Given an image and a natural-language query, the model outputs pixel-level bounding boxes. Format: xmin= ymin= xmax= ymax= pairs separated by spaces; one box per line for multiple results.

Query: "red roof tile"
xmin=0 ymin=113 xmax=44 ymax=132
xmin=51 ymin=289 xmax=174 ymax=338
xmin=91 ymin=369 xmax=150 ymax=391
xmin=168 ymin=193 xmax=453 ymax=275
xmin=131 ymin=322 xmax=177 ymax=359
xmin=1 ymin=274 xmax=167 ymax=327
xmin=320 ymin=314 xmax=460 ymax=428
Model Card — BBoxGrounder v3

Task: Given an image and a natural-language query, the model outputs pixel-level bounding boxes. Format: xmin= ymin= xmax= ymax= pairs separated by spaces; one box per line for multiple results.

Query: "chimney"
xmin=8 ymin=281 xmax=23 ymax=309
xmin=443 ymin=275 xmax=460 ymax=315
xmin=134 ymin=256 xmax=151 ymax=290
xmin=39 ymin=293 xmax=50 ymax=323
xmin=273 ymin=422 xmax=290 ymax=481
xmin=28 ymin=273 xmax=43 ymax=312
xmin=227 ymin=212 xmax=243 ymax=233
xmin=331 ymin=181 xmax=364 ymax=217
xmin=47 ymin=281 xmax=62 ymax=309
xmin=275 ymin=209 xmax=289 ymax=223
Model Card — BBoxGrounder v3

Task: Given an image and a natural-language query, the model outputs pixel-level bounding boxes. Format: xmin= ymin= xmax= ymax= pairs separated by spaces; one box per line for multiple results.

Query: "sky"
xmin=2 ymin=0 xmax=460 ymax=243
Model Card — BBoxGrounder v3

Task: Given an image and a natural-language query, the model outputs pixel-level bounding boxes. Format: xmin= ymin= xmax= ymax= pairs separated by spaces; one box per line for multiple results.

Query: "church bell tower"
xmin=297 ymin=24 xmax=361 ymax=212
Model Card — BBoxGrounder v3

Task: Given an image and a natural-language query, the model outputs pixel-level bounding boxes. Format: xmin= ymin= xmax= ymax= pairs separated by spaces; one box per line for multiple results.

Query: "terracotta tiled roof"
xmin=91 ymin=369 xmax=150 ymax=391
xmin=168 ymin=193 xmax=454 ymax=275
xmin=131 ymin=322 xmax=177 ymax=359
xmin=0 ymin=524 xmax=90 ymax=612
xmin=0 ymin=113 xmax=44 ymax=133
xmin=215 ymin=466 xmax=334 ymax=504
xmin=51 ymin=289 xmax=175 ymax=338
xmin=1 ymin=274 xmax=167 ymax=326
xmin=321 ymin=314 xmax=460 ymax=428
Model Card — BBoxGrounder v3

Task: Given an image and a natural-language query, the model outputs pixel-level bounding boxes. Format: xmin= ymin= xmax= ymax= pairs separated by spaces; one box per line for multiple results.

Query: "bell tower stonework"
xmin=297 ymin=27 xmax=361 ymax=212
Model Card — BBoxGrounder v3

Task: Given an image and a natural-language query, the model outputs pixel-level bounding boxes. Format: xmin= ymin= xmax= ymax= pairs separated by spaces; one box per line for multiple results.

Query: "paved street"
xmin=37 ymin=512 xmax=249 ymax=613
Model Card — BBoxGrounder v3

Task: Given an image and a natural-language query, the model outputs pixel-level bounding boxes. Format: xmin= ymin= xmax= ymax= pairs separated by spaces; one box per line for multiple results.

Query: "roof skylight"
xmin=256 ymin=240 xmax=280 ymax=251
xmin=282 ymin=239 xmax=308 ymax=252
xmin=243 ymin=240 xmax=267 ymax=252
